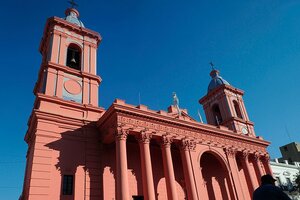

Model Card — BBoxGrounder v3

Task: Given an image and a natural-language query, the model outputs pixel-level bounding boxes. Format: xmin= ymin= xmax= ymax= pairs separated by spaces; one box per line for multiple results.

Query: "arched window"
xmin=233 ymin=100 xmax=243 ymax=119
xmin=212 ymin=104 xmax=223 ymax=125
xmin=66 ymin=44 xmax=81 ymax=70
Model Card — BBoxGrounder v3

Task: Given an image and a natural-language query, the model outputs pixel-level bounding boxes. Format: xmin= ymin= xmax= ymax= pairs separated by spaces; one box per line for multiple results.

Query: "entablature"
xmin=97 ymin=100 xmax=270 ymax=153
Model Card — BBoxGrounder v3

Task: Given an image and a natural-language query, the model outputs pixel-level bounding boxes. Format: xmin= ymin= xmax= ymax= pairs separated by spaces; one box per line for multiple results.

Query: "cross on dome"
xmin=68 ymin=0 xmax=78 ymax=8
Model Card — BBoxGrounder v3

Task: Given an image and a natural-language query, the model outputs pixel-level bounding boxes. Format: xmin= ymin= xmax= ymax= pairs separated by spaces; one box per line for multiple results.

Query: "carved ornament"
xmin=137 ymin=131 xmax=152 ymax=144
xmin=181 ymin=139 xmax=197 ymax=151
xmin=224 ymin=148 xmax=237 ymax=158
xmin=161 ymin=135 xmax=173 ymax=148
xmin=115 ymin=126 xmax=128 ymax=140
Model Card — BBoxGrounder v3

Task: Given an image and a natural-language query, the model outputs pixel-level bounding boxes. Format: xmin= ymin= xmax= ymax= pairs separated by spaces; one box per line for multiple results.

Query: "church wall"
xmin=236 ymin=156 xmax=251 ymax=199
xmin=150 ymin=145 xmax=167 ymax=199
xmin=248 ymin=160 xmax=259 ymax=188
xmin=24 ymin=118 xmax=101 ymax=200
xmin=102 ymin=143 xmax=116 ymax=200
xmin=171 ymin=148 xmax=186 ymax=199
xmin=127 ymin=141 xmax=143 ymax=197
xmin=191 ymin=146 xmax=208 ymax=200
xmin=150 ymin=144 xmax=186 ymax=199
xmin=22 ymin=138 xmax=35 ymax=199
xmin=193 ymin=144 xmax=237 ymax=200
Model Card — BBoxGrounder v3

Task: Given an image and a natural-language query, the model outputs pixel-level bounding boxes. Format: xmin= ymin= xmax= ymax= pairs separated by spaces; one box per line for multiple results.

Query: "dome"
xmin=64 ymin=8 xmax=85 ymax=27
xmin=207 ymin=69 xmax=230 ymax=93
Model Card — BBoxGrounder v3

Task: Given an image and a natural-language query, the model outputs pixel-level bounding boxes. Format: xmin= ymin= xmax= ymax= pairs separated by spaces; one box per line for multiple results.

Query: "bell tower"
xmin=34 ymin=7 xmax=102 ymax=118
xmin=199 ymin=68 xmax=255 ymax=136
xmin=21 ymin=6 xmax=104 ymax=200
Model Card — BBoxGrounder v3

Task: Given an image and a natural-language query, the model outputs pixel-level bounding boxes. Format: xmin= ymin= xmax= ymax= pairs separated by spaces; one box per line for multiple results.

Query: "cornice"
xmin=49 ymin=16 xmax=101 ymax=43
xmin=44 ymin=62 xmax=102 ymax=83
xmin=270 ymin=161 xmax=300 ymax=169
xmin=199 ymin=84 xmax=244 ymax=104
xmin=25 ymin=109 xmax=101 ymax=144
xmin=36 ymin=93 xmax=105 ymax=112
xmin=221 ymin=116 xmax=254 ymax=126
xmin=39 ymin=16 xmax=102 ymax=54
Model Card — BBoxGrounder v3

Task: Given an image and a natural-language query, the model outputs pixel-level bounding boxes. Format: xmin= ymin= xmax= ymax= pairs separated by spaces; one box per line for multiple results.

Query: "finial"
xmin=209 ymin=62 xmax=220 ymax=78
xmin=68 ymin=0 xmax=78 ymax=8
xmin=209 ymin=61 xmax=215 ymax=70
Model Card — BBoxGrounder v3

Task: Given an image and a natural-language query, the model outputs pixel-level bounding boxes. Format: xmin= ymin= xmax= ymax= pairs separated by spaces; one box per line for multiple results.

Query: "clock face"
xmin=242 ymin=127 xmax=248 ymax=134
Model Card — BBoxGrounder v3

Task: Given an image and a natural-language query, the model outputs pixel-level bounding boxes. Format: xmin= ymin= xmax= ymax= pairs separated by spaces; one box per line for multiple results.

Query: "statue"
xmin=172 ymin=92 xmax=181 ymax=116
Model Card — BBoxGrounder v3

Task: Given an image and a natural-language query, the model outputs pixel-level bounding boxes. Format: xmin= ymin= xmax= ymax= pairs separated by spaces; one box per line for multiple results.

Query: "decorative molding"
xmin=180 ymin=139 xmax=197 ymax=151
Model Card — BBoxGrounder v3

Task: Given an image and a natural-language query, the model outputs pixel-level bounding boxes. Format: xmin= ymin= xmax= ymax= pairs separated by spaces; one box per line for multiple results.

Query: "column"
xmin=260 ymin=154 xmax=273 ymax=176
xmin=224 ymin=148 xmax=245 ymax=200
xmin=161 ymin=136 xmax=178 ymax=200
xmin=137 ymin=132 xmax=155 ymax=200
xmin=180 ymin=139 xmax=198 ymax=200
xmin=115 ymin=128 xmax=129 ymax=200
xmin=240 ymin=151 xmax=256 ymax=193
xmin=253 ymin=154 xmax=264 ymax=179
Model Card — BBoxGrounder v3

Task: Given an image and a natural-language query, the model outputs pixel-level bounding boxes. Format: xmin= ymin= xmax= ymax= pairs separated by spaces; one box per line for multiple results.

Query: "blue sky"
xmin=1 ymin=0 xmax=300 ymax=199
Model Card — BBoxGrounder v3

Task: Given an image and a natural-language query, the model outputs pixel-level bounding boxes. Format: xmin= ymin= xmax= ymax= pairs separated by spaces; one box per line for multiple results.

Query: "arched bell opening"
xmin=66 ymin=43 xmax=82 ymax=70
xmin=212 ymin=104 xmax=223 ymax=125
xmin=200 ymin=152 xmax=235 ymax=200
xmin=233 ymin=100 xmax=243 ymax=119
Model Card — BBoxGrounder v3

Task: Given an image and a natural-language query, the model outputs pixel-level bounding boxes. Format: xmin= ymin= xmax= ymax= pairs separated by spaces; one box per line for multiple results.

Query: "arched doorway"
xmin=200 ymin=152 xmax=235 ymax=200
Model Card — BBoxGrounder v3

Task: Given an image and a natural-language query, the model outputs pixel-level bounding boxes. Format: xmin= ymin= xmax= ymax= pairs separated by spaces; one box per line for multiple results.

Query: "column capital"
xmin=180 ymin=139 xmax=196 ymax=151
xmin=224 ymin=147 xmax=237 ymax=158
xmin=251 ymin=153 xmax=261 ymax=162
xmin=161 ymin=135 xmax=173 ymax=148
xmin=260 ymin=153 xmax=270 ymax=162
xmin=137 ymin=131 xmax=152 ymax=144
xmin=115 ymin=127 xmax=129 ymax=140
xmin=241 ymin=150 xmax=249 ymax=159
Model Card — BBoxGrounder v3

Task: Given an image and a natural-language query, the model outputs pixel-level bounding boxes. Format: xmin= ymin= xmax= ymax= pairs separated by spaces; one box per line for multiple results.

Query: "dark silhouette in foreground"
xmin=253 ymin=174 xmax=291 ymax=200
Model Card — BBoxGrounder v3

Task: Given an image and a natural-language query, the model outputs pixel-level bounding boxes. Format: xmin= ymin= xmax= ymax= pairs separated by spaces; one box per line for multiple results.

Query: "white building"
xmin=270 ymin=159 xmax=300 ymax=199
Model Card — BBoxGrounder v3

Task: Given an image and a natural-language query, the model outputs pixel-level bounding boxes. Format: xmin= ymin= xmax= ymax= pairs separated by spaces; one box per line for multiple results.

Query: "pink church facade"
xmin=21 ymin=7 xmax=272 ymax=200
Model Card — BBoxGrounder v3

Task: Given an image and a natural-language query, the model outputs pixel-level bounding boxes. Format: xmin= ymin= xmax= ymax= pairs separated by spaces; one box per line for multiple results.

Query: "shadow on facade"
xmin=45 ymin=123 xmax=107 ymax=200
xmin=201 ymin=152 xmax=235 ymax=200
xmin=45 ymin=125 xmax=189 ymax=199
